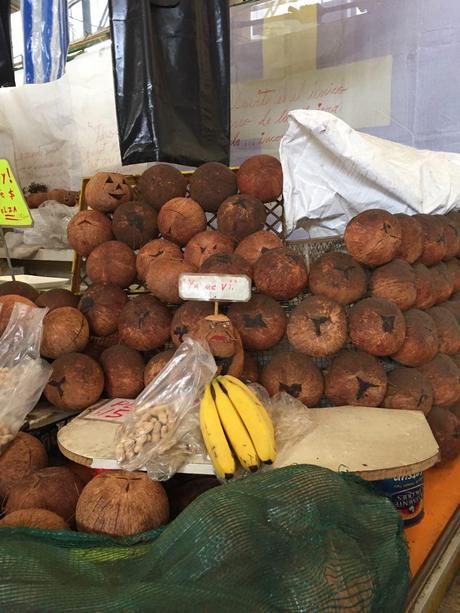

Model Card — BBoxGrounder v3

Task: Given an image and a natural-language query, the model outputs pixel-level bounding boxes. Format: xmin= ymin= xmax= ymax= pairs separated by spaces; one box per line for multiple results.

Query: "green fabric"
xmin=0 ymin=465 xmax=409 ymax=612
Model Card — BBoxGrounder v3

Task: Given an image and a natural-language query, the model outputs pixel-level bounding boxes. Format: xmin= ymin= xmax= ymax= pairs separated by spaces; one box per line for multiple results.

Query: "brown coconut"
xmin=241 ymin=353 xmax=259 ymax=383
xmin=348 ymin=297 xmax=406 ymax=356
xmin=370 ymin=259 xmax=416 ymax=311
xmin=446 ymin=213 xmax=460 ymax=256
xmin=189 ymin=162 xmax=237 ymax=212
xmin=170 ymin=301 xmax=214 ymax=347
xmin=36 ymin=289 xmax=79 ymax=311
xmin=446 ymin=258 xmax=460 ymax=292
xmin=260 ymin=351 xmax=324 ymax=406
xmin=228 ymin=294 xmax=287 ymax=351
xmin=146 ymin=258 xmax=197 ymax=304
xmin=254 ymin=248 xmax=308 ymax=301
xmin=287 ymin=295 xmax=347 ymax=357
xmin=86 ymin=241 xmax=137 ymax=289
xmin=144 ymin=349 xmax=175 ymax=386
xmin=137 ymin=164 xmax=187 ymax=211
xmin=383 ymin=367 xmax=433 ymax=415
xmin=41 ymin=307 xmax=89 ymax=359
xmin=44 ymin=352 xmax=104 ymax=411
xmin=217 ymin=194 xmax=267 ymax=242
xmin=426 ymin=306 xmax=460 ymax=355
xmin=85 ymin=172 xmax=132 ymax=213
xmin=76 ymin=470 xmax=169 ymax=536
xmin=413 ymin=262 xmax=436 ymax=309
xmin=136 ymin=238 xmax=183 ymax=282
xmin=0 ymin=509 xmax=69 ymax=530
xmin=199 ymin=253 xmax=253 ymax=279
xmin=83 ymin=331 xmax=120 ymax=361
xmin=426 ymin=406 xmax=460 ymax=463
xmin=418 ymin=354 xmax=460 ymax=408
xmin=66 ymin=209 xmax=113 ymax=256
xmin=0 ymin=295 xmax=37 ymax=336
xmin=391 ymin=309 xmax=439 ymax=367
xmin=111 ymin=201 xmax=158 ymax=249
xmin=184 ymin=230 xmax=234 ymax=268
xmin=325 ymin=350 xmax=387 ymax=407
xmin=429 ymin=263 xmax=454 ymax=304
xmin=344 ymin=209 xmax=402 ymax=266
xmin=394 ymin=213 xmax=424 ymax=263
xmin=441 ymin=216 xmax=460 ymax=261
xmin=0 ymin=432 xmax=47 ymax=500
xmin=439 ymin=300 xmax=460 ymax=324
xmin=100 ymin=345 xmax=144 ymax=399
xmin=118 ymin=295 xmax=171 ymax=351
xmin=66 ymin=462 xmax=95 ymax=486
xmin=157 ymin=197 xmax=206 ymax=246
xmin=234 ymin=230 xmax=283 ymax=266
xmin=236 ymin=155 xmax=283 ymax=203
xmin=0 ymin=281 xmax=39 ymax=302
xmin=78 ymin=283 xmax=128 ymax=337
xmin=415 ymin=214 xmax=447 ymax=265
xmin=309 ymin=252 xmax=367 ymax=305
xmin=5 ymin=467 xmax=84 ymax=524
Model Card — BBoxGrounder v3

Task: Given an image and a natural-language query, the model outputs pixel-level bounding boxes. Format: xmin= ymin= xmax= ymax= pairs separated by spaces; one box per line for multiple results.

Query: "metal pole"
xmin=82 ymin=0 xmax=92 ymax=36
xmin=0 ymin=228 xmax=16 ymax=281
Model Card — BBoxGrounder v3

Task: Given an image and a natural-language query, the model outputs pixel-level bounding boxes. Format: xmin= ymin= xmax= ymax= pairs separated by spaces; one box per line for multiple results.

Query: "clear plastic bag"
xmin=116 ymin=337 xmax=217 ymax=480
xmin=0 ymin=303 xmax=52 ymax=450
xmin=23 ymin=202 xmax=74 ymax=249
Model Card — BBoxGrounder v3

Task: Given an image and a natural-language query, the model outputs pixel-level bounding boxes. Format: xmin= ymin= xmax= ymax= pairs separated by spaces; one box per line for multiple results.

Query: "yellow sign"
xmin=0 ymin=159 xmax=33 ymax=227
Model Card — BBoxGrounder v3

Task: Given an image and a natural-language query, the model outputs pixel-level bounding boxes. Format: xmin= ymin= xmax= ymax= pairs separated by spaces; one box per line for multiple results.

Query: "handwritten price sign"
xmin=179 ymin=273 xmax=251 ymax=302
xmin=0 ymin=159 xmax=32 ymax=227
xmin=83 ymin=399 xmax=135 ymax=423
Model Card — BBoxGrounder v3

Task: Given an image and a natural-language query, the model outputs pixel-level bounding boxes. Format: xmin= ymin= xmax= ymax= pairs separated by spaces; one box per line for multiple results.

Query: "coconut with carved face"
xmin=85 ymin=172 xmax=132 ymax=213
xmin=170 ymin=301 xmax=214 ymax=347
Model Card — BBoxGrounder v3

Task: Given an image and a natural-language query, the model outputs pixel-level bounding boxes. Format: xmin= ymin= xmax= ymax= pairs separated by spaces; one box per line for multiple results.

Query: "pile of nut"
xmin=116 ymin=404 xmax=174 ymax=462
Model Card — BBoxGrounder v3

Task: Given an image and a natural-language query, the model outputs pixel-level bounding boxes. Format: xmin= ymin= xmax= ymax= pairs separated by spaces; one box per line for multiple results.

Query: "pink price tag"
xmin=82 ymin=399 xmax=135 ymax=422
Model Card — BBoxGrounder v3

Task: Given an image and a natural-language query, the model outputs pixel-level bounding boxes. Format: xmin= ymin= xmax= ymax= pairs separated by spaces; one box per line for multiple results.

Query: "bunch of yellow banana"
xmin=199 ymin=374 xmax=276 ymax=480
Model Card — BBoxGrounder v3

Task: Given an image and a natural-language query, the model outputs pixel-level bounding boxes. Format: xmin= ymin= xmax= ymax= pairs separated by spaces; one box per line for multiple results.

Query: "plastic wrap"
xmin=0 ymin=303 xmax=51 ymax=450
xmin=116 ymin=337 xmax=216 ymax=480
xmin=23 ymin=202 xmax=73 ymax=248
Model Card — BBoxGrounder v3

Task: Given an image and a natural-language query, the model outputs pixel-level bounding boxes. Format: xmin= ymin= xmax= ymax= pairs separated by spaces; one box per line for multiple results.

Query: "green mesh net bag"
xmin=0 ymin=465 xmax=409 ymax=612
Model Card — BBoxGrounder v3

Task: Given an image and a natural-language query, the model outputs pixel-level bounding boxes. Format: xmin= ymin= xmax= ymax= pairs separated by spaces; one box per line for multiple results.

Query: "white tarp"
xmin=281 ymin=110 xmax=460 ymax=238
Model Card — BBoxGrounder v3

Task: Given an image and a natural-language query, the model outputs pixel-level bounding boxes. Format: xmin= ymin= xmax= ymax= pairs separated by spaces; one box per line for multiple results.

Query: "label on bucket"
xmin=375 ymin=472 xmax=424 ymax=527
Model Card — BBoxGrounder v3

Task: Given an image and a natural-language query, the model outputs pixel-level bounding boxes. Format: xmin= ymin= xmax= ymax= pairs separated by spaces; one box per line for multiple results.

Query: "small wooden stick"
xmin=214 ymin=300 xmax=219 ymax=316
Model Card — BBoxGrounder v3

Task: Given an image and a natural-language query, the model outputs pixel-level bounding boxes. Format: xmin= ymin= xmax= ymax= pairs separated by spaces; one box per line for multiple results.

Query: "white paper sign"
xmin=179 ymin=273 xmax=251 ymax=302
xmin=82 ymin=398 xmax=135 ymax=423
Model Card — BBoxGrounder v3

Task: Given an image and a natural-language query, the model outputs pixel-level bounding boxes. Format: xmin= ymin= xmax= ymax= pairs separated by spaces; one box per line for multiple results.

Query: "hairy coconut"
xmin=446 ymin=258 xmax=460 ymax=292
xmin=415 ymin=214 xmax=447 ymax=265
xmin=5 ymin=467 xmax=84 ymax=524
xmin=66 ymin=462 xmax=95 ymax=486
xmin=170 ymin=301 xmax=214 ymax=347
xmin=413 ymin=262 xmax=436 ymax=309
xmin=146 ymin=258 xmax=197 ymax=304
xmin=426 ymin=306 xmax=460 ymax=355
xmin=228 ymin=294 xmax=287 ymax=351
xmin=78 ymin=283 xmax=128 ymax=337
xmin=429 ymin=262 xmax=454 ymax=304
xmin=383 ymin=367 xmax=433 ymax=415
xmin=118 ymin=295 xmax=171 ymax=351
xmin=441 ymin=215 xmax=460 ymax=261
xmin=136 ymin=238 xmax=183 ymax=282
xmin=0 ymin=432 xmax=47 ymax=500
xmin=44 ymin=352 xmax=104 ymax=411
xmin=394 ymin=213 xmax=424 ymax=263
xmin=100 ymin=345 xmax=144 ymax=399
xmin=236 ymin=155 xmax=283 ymax=203
xmin=76 ymin=470 xmax=169 ymax=536
xmin=66 ymin=209 xmax=113 ymax=256
xmin=184 ymin=230 xmax=234 ymax=268
xmin=112 ymin=200 xmax=158 ymax=249
xmin=241 ymin=353 xmax=259 ymax=383
xmin=234 ymin=230 xmax=283 ymax=266
xmin=157 ymin=197 xmax=206 ymax=245
xmin=0 ymin=509 xmax=69 ymax=530
xmin=426 ymin=405 xmax=460 ymax=463
xmin=370 ymin=259 xmax=416 ymax=311
xmin=217 ymin=194 xmax=267 ymax=242
xmin=348 ymin=297 xmax=406 ymax=356
xmin=287 ymin=295 xmax=347 ymax=357
xmin=36 ymin=289 xmax=79 ymax=311
xmin=0 ymin=281 xmax=39 ymax=302
xmin=254 ymin=248 xmax=308 ymax=301
xmin=83 ymin=331 xmax=120 ymax=361
xmin=85 ymin=172 xmax=132 ymax=213
xmin=325 ymin=350 xmax=387 ymax=407
xmin=418 ymin=354 xmax=460 ymax=408
xmin=189 ymin=162 xmax=237 ymax=212
xmin=41 ymin=307 xmax=89 ymax=359
xmin=0 ymin=295 xmax=37 ymax=335
xmin=392 ymin=309 xmax=439 ymax=366
xmin=260 ymin=351 xmax=324 ymax=406
xmin=309 ymin=252 xmax=367 ymax=305
xmin=199 ymin=253 xmax=253 ymax=279
xmin=137 ymin=164 xmax=187 ymax=211
xmin=144 ymin=349 xmax=175 ymax=386
xmin=344 ymin=209 xmax=402 ymax=266
xmin=86 ymin=241 xmax=137 ymax=289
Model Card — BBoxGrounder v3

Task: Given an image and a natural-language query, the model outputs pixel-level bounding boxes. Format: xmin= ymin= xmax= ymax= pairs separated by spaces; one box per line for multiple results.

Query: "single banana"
xmin=199 ymin=384 xmax=235 ymax=480
xmin=211 ymin=380 xmax=260 ymax=472
xmin=218 ymin=376 xmax=276 ymax=464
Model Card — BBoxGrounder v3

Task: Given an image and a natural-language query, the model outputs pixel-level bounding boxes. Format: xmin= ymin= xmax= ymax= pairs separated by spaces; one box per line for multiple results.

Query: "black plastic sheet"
xmin=109 ymin=0 xmax=230 ymax=167
xmin=0 ymin=0 xmax=15 ymax=87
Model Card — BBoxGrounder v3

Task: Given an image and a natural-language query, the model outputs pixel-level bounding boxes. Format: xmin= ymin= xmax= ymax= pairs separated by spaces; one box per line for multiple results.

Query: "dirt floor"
xmin=439 ymin=571 xmax=460 ymax=612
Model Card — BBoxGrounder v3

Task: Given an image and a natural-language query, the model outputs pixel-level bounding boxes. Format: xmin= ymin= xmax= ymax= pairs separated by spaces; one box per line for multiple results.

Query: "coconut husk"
xmin=309 ymin=251 xmax=367 ymax=305
xmin=189 ymin=163 xmax=237 ymax=212
xmin=118 ymin=295 xmax=171 ymax=351
xmin=184 ymin=230 xmax=234 ymax=268
xmin=427 ymin=306 xmax=460 ymax=355
xmin=391 ymin=309 xmax=439 ymax=367
xmin=112 ymin=201 xmax=158 ymax=249
xmin=137 ymin=164 xmax=187 ymax=211
xmin=146 ymin=258 xmax=197 ymax=304
xmin=236 ymin=155 xmax=283 ymax=203
xmin=228 ymin=294 xmax=287 ymax=351
xmin=429 ymin=262 xmax=454 ymax=304
xmin=86 ymin=241 xmax=137 ymax=289
xmin=383 ymin=367 xmax=433 ymax=415
xmin=370 ymin=259 xmax=416 ymax=311
xmin=0 ymin=295 xmax=37 ymax=335
xmin=66 ymin=209 xmax=113 ymax=256
xmin=234 ymin=230 xmax=283 ymax=266
xmin=254 ymin=248 xmax=308 ymax=301
xmin=170 ymin=301 xmax=214 ymax=347
xmin=40 ymin=306 xmax=89 ymax=359
xmin=394 ymin=213 xmax=423 ymax=263
xmin=217 ymin=194 xmax=267 ymax=241
xmin=144 ymin=349 xmax=175 ymax=386
xmin=100 ymin=344 xmax=145 ymax=398
xmin=0 ymin=281 xmax=39 ymax=302
xmin=344 ymin=209 xmax=401 ymax=266
xmin=348 ymin=297 xmax=406 ymax=356
xmin=157 ymin=197 xmax=206 ymax=245
xmin=413 ymin=262 xmax=436 ymax=309
xmin=0 ymin=432 xmax=47 ymax=502
xmin=415 ymin=214 xmax=447 ymax=265
xmin=426 ymin=405 xmax=460 ymax=463
xmin=136 ymin=238 xmax=183 ymax=281
xmin=36 ymin=289 xmax=79 ymax=311
xmin=78 ymin=283 xmax=128 ymax=337
xmin=418 ymin=354 xmax=460 ymax=408
xmin=0 ymin=508 xmax=69 ymax=530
